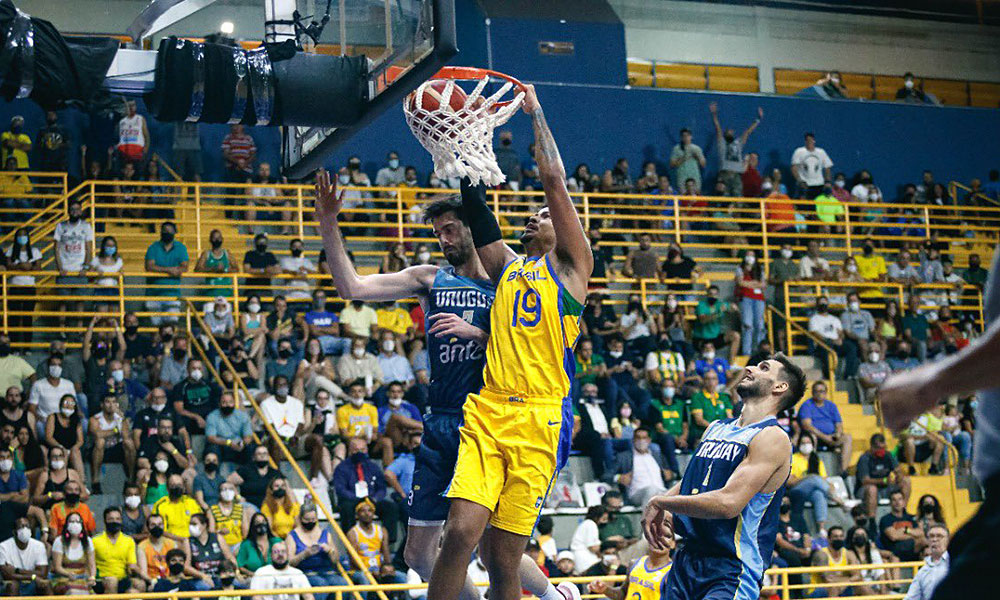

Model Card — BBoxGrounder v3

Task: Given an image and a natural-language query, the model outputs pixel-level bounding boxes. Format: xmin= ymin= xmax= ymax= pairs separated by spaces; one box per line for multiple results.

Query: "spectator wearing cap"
xmin=1 ymin=116 xmax=31 ymax=170
xmin=243 ymin=233 xmax=280 ymax=297
xmin=145 ymin=222 xmax=190 ymax=325
xmin=554 ymin=551 xmax=576 ymax=577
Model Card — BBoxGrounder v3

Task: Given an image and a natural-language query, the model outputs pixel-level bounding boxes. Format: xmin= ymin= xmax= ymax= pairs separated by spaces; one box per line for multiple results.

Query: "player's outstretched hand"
xmin=521 ymin=83 xmax=540 ymax=114
xmin=428 ymin=313 xmax=485 ymax=342
xmin=314 ymin=168 xmax=343 ymax=223
xmin=879 ymin=362 xmax=942 ymax=433
xmin=641 ymin=498 xmax=673 ymax=552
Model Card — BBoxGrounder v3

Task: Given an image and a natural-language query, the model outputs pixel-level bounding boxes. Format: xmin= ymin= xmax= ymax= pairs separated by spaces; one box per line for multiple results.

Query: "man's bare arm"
xmin=524 ymin=85 xmax=592 ymax=296
xmin=459 ymin=179 xmax=518 ymax=284
xmin=315 ymin=169 xmax=436 ymax=300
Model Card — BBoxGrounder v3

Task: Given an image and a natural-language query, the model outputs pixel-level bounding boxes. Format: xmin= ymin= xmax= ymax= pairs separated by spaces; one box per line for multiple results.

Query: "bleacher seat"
xmin=840 ymin=72 xmax=874 ymax=100
xmin=774 ymin=68 xmax=824 ymax=95
xmin=654 ymin=62 xmax=706 ymax=90
xmin=970 ymin=81 xmax=1000 ymax=108
xmin=627 ymin=59 xmax=654 ymax=87
xmin=707 ymin=65 xmax=759 ymax=93
xmin=921 ymin=78 xmax=969 ymax=106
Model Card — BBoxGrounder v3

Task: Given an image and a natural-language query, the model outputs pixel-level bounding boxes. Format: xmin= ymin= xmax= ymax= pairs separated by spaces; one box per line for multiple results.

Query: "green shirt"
xmin=963 ymin=266 xmax=988 ymax=287
xmin=814 ymin=193 xmax=844 ymax=223
xmin=693 ymin=299 xmax=730 ymax=340
xmin=575 ymin=353 xmax=606 ymax=386
xmin=599 ymin=513 xmax=636 ymax=542
xmin=236 ymin=536 xmax=282 ymax=572
xmin=689 ymin=390 xmax=733 ymax=439
xmin=651 ymin=398 xmax=686 ymax=437
xmin=145 ymin=240 xmax=190 ymax=295
xmin=902 ymin=311 xmax=929 ymax=342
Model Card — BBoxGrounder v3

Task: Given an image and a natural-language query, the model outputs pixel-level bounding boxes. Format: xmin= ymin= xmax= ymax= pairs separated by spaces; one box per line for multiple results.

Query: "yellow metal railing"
xmin=185 ymin=300 xmax=380 ymax=600
xmin=950 ymin=179 xmax=999 ymax=208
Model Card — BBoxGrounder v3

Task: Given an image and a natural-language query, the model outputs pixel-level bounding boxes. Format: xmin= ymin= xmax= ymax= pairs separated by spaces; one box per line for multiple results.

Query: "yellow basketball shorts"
xmin=446 ymin=388 xmax=572 ymax=536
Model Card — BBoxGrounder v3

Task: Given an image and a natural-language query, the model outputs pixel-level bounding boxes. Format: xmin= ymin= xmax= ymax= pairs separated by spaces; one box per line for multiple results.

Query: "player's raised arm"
xmin=459 ymin=178 xmax=518 ymax=284
xmin=644 ymin=426 xmax=790 ymax=531
xmin=315 ymin=169 xmax=437 ymax=301
xmin=523 ymin=85 xmax=593 ymax=289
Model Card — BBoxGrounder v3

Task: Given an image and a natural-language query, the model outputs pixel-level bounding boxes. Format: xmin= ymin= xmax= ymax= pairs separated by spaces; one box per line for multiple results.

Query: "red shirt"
xmin=736 ymin=268 xmax=765 ymax=301
xmin=409 ymin=304 xmax=425 ymax=336
xmin=221 ymin=133 xmax=256 ymax=166
xmin=742 ymin=166 xmax=763 ymax=198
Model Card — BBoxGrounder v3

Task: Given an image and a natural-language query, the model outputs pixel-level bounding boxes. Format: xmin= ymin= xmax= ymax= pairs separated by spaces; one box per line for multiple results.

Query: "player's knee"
xmin=441 ymin=519 xmax=483 ymax=553
xmin=403 ymin=543 xmax=433 ymax=578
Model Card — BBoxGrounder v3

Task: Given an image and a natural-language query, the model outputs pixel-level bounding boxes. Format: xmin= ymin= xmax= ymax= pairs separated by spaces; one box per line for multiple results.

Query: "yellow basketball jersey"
xmin=627 ymin=556 xmax=672 ymax=600
xmin=482 ymin=255 xmax=583 ymax=399
xmin=354 ymin=523 xmax=384 ymax=570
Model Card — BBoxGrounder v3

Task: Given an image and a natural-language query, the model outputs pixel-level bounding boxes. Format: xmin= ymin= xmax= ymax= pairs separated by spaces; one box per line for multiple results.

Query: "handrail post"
xmin=672 ymin=195 xmax=681 ymax=244
xmin=784 ymin=282 xmax=792 ymax=353
xmin=118 ymin=273 xmax=126 ymax=321
xmin=88 ymin=181 xmax=97 ymax=256
xmin=582 ymin=193 xmax=590 ymax=230
xmin=759 ymin=198 xmax=769 ymax=278
xmin=844 ymin=202 xmax=853 ymax=256
xmin=640 ymin=278 xmax=647 ymax=309
xmin=233 ymin=274 xmax=240 ymax=320
xmin=297 ymin=187 xmax=306 ymax=239
xmin=782 ymin=570 xmax=790 ymax=600
xmin=1 ymin=273 xmax=6 ymax=334
xmin=195 ymin=184 xmax=203 ymax=254
xmin=396 ymin=186 xmax=404 ymax=242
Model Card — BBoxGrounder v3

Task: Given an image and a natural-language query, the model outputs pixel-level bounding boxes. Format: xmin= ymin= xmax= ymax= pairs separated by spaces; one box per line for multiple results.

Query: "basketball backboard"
xmin=282 ymin=0 xmax=456 ymax=179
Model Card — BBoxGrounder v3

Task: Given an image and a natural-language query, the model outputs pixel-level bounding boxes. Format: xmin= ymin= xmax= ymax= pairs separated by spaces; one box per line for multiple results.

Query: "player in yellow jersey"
xmin=425 ymin=85 xmax=593 ymax=600
xmin=588 ymin=511 xmax=675 ymax=600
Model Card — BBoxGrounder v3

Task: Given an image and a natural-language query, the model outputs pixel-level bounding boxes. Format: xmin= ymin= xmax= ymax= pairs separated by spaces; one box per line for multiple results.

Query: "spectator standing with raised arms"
xmin=709 ymin=102 xmax=762 ymax=197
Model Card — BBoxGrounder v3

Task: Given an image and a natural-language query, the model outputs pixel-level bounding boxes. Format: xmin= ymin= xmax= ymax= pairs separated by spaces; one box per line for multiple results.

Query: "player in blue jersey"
xmin=315 ymin=170 xmax=579 ymax=600
xmin=642 ymin=353 xmax=806 ymax=600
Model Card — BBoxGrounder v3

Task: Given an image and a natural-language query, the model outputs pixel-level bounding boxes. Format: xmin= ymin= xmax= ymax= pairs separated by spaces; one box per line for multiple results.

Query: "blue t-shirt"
xmin=0 ymin=469 xmax=27 ymax=493
xmin=387 ymin=452 xmax=416 ymax=497
xmin=797 ymin=398 xmax=842 ymax=436
xmin=694 ymin=357 xmax=731 ymax=384
xmin=145 ymin=240 xmax=190 ymax=294
xmin=205 ymin=409 xmax=252 ymax=442
xmin=193 ymin=471 xmax=223 ymax=506
xmin=304 ymin=310 xmax=339 ymax=330
xmin=377 ymin=401 xmax=422 ymax=433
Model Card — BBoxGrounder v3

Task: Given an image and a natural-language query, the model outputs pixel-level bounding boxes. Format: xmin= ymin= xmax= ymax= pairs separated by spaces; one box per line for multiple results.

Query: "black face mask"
xmin=921 ymin=504 xmax=935 ymax=514
xmin=204 ymin=463 xmax=218 ymax=474
xmin=818 ymin=304 xmax=829 ymax=313
xmin=256 ymin=243 xmax=268 ymax=252
xmin=105 ymin=522 xmax=122 ymax=535
xmin=351 ymin=300 xmax=364 ymax=309
xmin=69 ymin=213 xmax=81 ymax=223
xmin=254 ymin=459 xmax=269 ymax=469
xmin=220 ymin=406 xmax=235 ymax=416
xmin=350 ymin=452 xmax=368 ymax=463
xmin=272 ymin=488 xmax=287 ymax=499
xmin=724 ymin=134 xmax=735 ymax=143
xmin=706 ymin=297 xmax=718 ymax=306
xmin=829 ymin=539 xmax=845 ymax=551
xmin=168 ymin=486 xmax=184 ymax=500
xmin=278 ymin=347 xmax=293 ymax=359
xmin=168 ymin=562 xmax=185 ymax=576
xmin=172 ymin=348 xmax=187 ymax=360
xmin=211 ymin=238 xmax=223 ymax=249
xmin=161 ymin=333 xmax=173 ymax=343
xmin=221 ymin=577 xmax=235 ymax=587
xmin=302 ymin=521 xmax=317 ymax=531
xmin=254 ymin=523 xmax=269 ymax=536
xmin=150 ymin=525 xmax=164 ymax=538
xmin=853 ymin=535 xmax=867 ymax=547
xmin=125 ymin=325 xmax=139 ymax=336
xmin=161 ymin=231 xmax=175 ymax=244
xmin=863 ymin=244 xmax=873 ymax=255
xmin=291 ymin=248 xmax=303 ymax=258
xmin=0 ymin=343 xmax=9 ymax=357
xmin=65 ymin=492 xmax=80 ymax=505
xmin=779 ymin=504 xmax=791 ymax=515
xmin=501 ymin=139 xmax=512 ymax=147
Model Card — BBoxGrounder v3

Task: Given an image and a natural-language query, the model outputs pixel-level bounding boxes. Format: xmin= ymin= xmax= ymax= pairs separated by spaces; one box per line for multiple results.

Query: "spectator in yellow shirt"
xmin=1 ymin=116 xmax=32 ymax=169
xmin=153 ymin=474 xmax=210 ymax=541
xmin=336 ymin=380 xmax=379 ymax=443
xmin=92 ymin=507 xmax=147 ymax=592
xmin=339 ymin=300 xmax=379 ymax=338
xmin=259 ymin=476 xmax=300 ymax=539
xmin=375 ymin=302 xmax=415 ymax=339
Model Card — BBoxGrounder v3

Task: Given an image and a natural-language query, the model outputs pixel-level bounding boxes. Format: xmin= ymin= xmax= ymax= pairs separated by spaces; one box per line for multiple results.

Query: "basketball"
xmin=407 ymin=79 xmax=468 ymax=116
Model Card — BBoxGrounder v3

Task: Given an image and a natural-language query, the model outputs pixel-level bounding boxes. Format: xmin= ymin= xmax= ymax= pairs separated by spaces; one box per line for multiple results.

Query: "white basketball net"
xmin=404 ymin=76 xmax=525 ymax=187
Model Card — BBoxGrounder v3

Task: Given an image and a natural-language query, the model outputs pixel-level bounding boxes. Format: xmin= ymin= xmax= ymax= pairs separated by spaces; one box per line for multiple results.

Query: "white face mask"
xmin=190 ymin=369 xmax=203 ymax=381
xmin=49 ymin=365 xmax=63 ymax=379
xmin=338 ymin=174 xmax=351 ymax=185
xmin=112 ymin=369 xmax=125 ymax=383
xmin=745 ymin=255 xmax=756 ymax=266
xmin=417 ymin=251 xmax=431 ymax=264
xmin=703 ymin=351 xmax=715 ymax=361
xmin=849 ymin=301 xmax=860 ymax=312
xmin=869 ymin=352 xmax=880 ymax=362
xmin=781 ymin=249 xmax=793 ymax=259
xmin=905 ymin=80 xmax=914 ymax=89
xmin=609 ymin=351 xmax=623 ymax=359
xmin=189 ymin=523 xmax=202 ymax=538
xmin=667 ymin=299 xmax=678 ymax=310
xmin=663 ymin=386 xmax=676 ymax=399
xmin=634 ymin=439 xmax=650 ymax=452
xmin=382 ymin=340 xmax=395 ymax=353
xmin=350 ymin=396 xmax=365 ymax=407
xmin=0 ymin=459 xmax=11 ymax=472
xmin=16 ymin=527 xmax=30 ymax=544
xmin=61 ymin=407 xmax=75 ymax=417
xmin=154 ymin=459 xmax=170 ymax=473
xmin=834 ymin=180 xmax=845 ymax=188
xmin=220 ymin=489 xmax=236 ymax=502
xmin=799 ymin=443 xmax=814 ymax=455
xmin=248 ymin=303 xmax=261 ymax=314
xmin=389 ymin=397 xmax=402 ymax=408
xmin=847 ymin=264 xmax=858 ymax=274
xmin=51 ymin=459 xmax=65 ymax=470
xmin=66 ymin=521 xmax=83 ymax=536
xmin=352 ymin=347 xmax=365 ymax=359
xmin=602 ymin=554 xmax=618 ymax=566
xmin=125 ymin=495 xmax=141 ymax=509
xmin=152 ymin=402 xmax=166 ymax=412
xmin=831 ymin=76 xmax=840 ymax=84
xmin=762 ymin=182 xmax=774 ymax=192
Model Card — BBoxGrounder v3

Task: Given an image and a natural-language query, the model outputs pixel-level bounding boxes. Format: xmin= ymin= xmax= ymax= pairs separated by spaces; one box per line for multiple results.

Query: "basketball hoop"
xmin=404 ymin=66 xmax=526 ymax=187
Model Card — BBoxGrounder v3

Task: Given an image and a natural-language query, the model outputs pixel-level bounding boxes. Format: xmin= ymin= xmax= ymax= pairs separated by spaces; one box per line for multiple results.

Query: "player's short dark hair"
xmin=104 ymin=506 xmax=121 ymax=520
xmin=348 ymin=378 xmax=366 ymax=390
xmin=602 ymin=490 xmax=624 ymax=504
xmin=422 ymin=196 xmax=465 ymax=225
xmin=804 ymin=132 xmax=815 ymax=139
xmin=770 ymin=353 xmax=806 ymax=412
xmin=166 ymin=548 xmax=187 ymax=562
xmin=536 ymin=515 xmax=553 ymax=535
xmin=828 ymin=525 xmax=844 ymax=536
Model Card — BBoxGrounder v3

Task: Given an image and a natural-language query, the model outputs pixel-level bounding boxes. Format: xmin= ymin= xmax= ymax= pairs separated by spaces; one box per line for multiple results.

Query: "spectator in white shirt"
xmin=790 ymin=132 xmax=833 ymax=200
xmin=375 ymin=332 xmax=414 ymax=389
xmin=609 ymin=428 xmax=670 ymax=507
xmin=0 ymin=517 xmax=51 ymax=595
xmin=374 ymin=151 xmax=405 ymax=188
xmin=28 ymin=353 xmax=78 ymax=439
xmin=53 ymin=199 xmax=94 ymax=329
xmin=808 ymin=296 xmax=859 ymax=379
xmin=887 ymin=251 xmax=921 ymax=286
xmin=570 ymin=505 xmax=607 ymax=573
xmin=939 ymin=259 xmax=965 ymax=306
xmin=798 ymin=240 xmax=831 ymax=280
xmin=90 ymin=236 xmax=124 ymax=300
xmin=259 ymin=375 xmax=306 ymax=455
xmin=250 ymin=543 xmax=314 ymax=600
xmin=278 ymin=238 xmax=316 ymax=302
xmin=904 ymin=524 xmax=949 ymax=600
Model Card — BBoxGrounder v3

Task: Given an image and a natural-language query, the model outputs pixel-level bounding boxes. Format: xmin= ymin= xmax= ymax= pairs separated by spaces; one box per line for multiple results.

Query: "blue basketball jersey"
xmin=674 ymin=417 xmax=787 ymax=592
xmin=424 ymin=267 xmax=495 ymax=413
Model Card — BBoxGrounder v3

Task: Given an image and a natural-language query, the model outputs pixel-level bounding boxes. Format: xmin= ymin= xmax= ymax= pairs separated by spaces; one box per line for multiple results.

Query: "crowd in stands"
xmin=0 ymin=95 xmax=994 ymax=598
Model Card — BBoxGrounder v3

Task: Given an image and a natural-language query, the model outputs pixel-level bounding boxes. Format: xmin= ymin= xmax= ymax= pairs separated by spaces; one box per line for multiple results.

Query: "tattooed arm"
xmin=523 ymin=85 xmax=593 ymax=300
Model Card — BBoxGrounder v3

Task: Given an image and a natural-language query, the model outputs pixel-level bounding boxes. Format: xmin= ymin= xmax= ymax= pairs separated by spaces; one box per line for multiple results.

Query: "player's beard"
xmin=444 ymin=239 xmax=473 ymax=267
xmin=735 ymin=377 xmax=768 ymax=402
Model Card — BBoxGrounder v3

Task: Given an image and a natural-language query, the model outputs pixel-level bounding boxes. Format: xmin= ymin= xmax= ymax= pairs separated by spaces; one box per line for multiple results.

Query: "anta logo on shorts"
xmin=534 ymin=496 xmax=543 ymax=508
xmin=507 ymin=267 xmax=548 ymax=282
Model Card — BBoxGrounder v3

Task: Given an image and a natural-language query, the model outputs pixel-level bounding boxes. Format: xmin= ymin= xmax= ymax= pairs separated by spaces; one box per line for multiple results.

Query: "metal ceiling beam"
xmin=126 ymin=0 xmax=222 ymax=44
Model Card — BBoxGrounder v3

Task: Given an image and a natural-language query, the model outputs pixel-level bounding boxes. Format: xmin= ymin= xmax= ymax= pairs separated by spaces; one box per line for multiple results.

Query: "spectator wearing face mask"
xmin=90 ymin=235 xmax=124 ymax=301
xmin=50 ymin=511 xmax=96 ymax=593
xmin=153 ymin=474 xmax=205 ymax=541
xmin=145 ymin=222 xmax=189 ymax=325
xmin=152 ymin=547 xmax=210 ymax=593
xmin=583 ymin=540 xmax=627 ymax=578
xmin=195 ymin=229 xmax=235 ymax=299
xmin=896 ymin=72 xmax=929 ymax=104
xmin=137 ymin=513 xmax=176 ymax=580
xmin=0 ymin=515 xmax=50 ymax=594
xmin=204 ymin=296 xmax=237 ymax=348
xmin=692 ymin=286 xmax=740 ymax=359
xmin=855 ymin=434 xmax=911 ymax=519
xmin=210 ymin=480 xmax=251 ymax=551
xmin=243 ymin=233 xmax=280 ymax=297
xmin=962 ymin=253 xmax=987 ymax=290
xmin=669 ymin=128 xmax=706 ymax=192
xmin=304 ymin=290 xmax=349 ymax=357
xmin=854 ymin=238 xmax=888 ymax=285
xmin=377 ymin=382 xmax=421 ymax=447
xmin=339 ymin=300 xmax=379 ymax=339
xmin=139 ymin=415 xmax=197 ymax=488
xmin=574 ymin=383 xmax=614 ymax=480
xmin=807 ymin=526 xmax=859 ymax=597
xmin=334 ymin=439 xmax=398 ymax=534
xmin=847 ymin=529 xmax=894 ymax=596
xmin=48 ymin=479 xmax=95 ymax=538
xmin=206 ymin=391 xmax=254 ymax=469
xmin=171 ymin=359 xmax=221 ymax=435
xmin=375 ymin=331 xmax=414 ymax=389
xmin=267 ymin=338 xmax=300 ymax=389
xmin=775 ymin=496 xmax=812 ymax=586
xmin=92 ymin=506 xmax=145 ymax=593
xmin=786 ymin=432 xmax=853 ymax=535
xmin=687 ymin=369 xmax=733 ymax=444
xmin=858 ymin=347 xmax=891 ymax=403
xmin=651 ymin=377 xmax=688 ymax=458
xmin=183 ymin=511 xmax=235 ymax=587
xmin=259 ymin=376 xmax=307 ymax=457
xmin=609 ymin=428 xmax=671 ymax=507
xmin=376 ymin=301 xmax=416 ymax=340
xmin=570 ymin=506 xmax=607 ymax=572
xmin=336 ymin=381 xmax=379 ymax=444
xmin=229 ymin=444 xmax=281 ymax=509
xmin=89 ymin=392 xmax=136 ymax=493
xmin=808 ymin=296 xmax=859 ymax=378
xmin=279 ymin=238 xmax=316 ymax=303
xmin=734 ymin=251 xmax=766 ymax=356
xmin=44 ymin=394 xmax=85 ymax=478
xmin=285 ymin=503 xmax=349 ymax=596
xmin=338 ymin=339 xmax=383 ymax=396
xmin=375 ymin=151 xmax=405 ymax=188
xmin=27 ymin=354 xmax=77 ymax=440
xmin=709 ymin=102 xmax=762 ymax=197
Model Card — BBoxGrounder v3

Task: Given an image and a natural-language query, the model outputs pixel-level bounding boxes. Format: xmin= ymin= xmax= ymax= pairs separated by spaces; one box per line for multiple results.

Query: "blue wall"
xmin=4 ymin=85 xmax=999 ymax=196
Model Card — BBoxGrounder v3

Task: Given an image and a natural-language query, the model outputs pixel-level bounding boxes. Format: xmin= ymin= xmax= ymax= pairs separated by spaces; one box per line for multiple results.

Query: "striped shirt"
xmin=221 ymin=133 xmax=256 ymax=165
